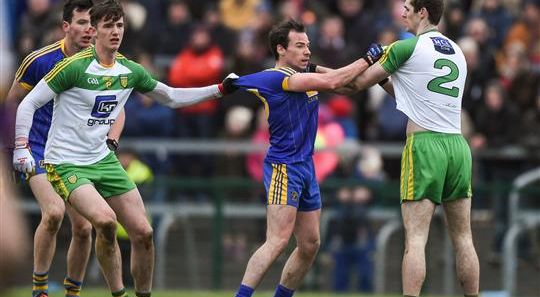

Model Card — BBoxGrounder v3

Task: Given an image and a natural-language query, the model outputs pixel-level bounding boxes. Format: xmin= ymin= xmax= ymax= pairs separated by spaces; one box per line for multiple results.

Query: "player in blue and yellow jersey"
xmin=231 ymin=20 xmax=384 ymax=297
xmin=5 ymin=1 xmax=124 ymax=297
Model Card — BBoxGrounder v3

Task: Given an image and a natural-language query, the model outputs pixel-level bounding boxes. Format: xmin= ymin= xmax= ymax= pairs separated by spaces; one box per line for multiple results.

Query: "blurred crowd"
xmin=5 ymin=0 xmax=538 ymax=150
xmin=3 ymin=0 xmax=540 ymax=292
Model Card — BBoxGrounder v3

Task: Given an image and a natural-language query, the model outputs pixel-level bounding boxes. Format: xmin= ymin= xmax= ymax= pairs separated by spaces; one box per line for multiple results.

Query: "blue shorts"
xmin=263 ymin=159 xmax=321 ymax=211
xmin=29 ymin=142 xmax=46 ymax=175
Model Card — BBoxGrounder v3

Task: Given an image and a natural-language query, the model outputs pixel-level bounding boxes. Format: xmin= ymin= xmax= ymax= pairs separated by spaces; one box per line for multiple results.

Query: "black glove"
xmin=305 ymin=63 xmax=318 ymax=73
xmin=363 ymin=43 xmax=385 ymax=66
xmin=218 ymin=73 xmax=239 ymax=95
xmin=106 ymin=138 xmax=119 ymax=152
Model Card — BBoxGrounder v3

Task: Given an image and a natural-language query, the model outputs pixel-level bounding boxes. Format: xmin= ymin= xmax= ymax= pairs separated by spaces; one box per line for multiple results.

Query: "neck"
xmin=416 ymin=22 xmax=437 ymax=36
xmin=62 ymin=37 xmax=81 ymax=57
xmin=275 ymin=60 xmax=299 ymax=71
xmin=95 ymin=42 xmax=116 ymax=66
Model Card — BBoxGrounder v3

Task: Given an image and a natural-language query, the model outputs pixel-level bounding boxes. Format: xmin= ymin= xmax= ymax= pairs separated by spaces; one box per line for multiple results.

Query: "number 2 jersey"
xmin=234 ymin=67 xmax=319 ymax=164
xmin=43 ymin=46 xmax=157 ymax=165
xmin=379 ymin=30 xmax=467 ymax=134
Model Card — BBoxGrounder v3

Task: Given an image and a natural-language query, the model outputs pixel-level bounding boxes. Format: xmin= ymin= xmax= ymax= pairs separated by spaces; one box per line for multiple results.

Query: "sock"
xmin=465 ymin=295 xmax=479 ymax=297
xmin=135 ymin=292 xmax=151 ymax=297
xmin=32 ymin=271 xmax=49 ymax=297
xmin=235 ymin=284 xmax=254 ymax=297
xmin=274 ymin=284 xmax=294 ymax=297
xmin=64 ymin=277 xmax=82 ymax=297
xmin=112 ymin=288 xmax=129 ymax=297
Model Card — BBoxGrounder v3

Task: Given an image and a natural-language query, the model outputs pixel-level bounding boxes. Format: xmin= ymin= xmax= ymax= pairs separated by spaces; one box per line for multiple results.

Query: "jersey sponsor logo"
xmin=430 ymin=37 xmax=455 ymax=55
xmin=120 ymin=75 xmax=128 ymax=88
xmin=87 ymin=77 xmax=99 ymax=85
xmin=87 ymin=118 xmax=115 ymax=126
xmin=39 ymin=160 xmax=45 ymax=168
xmin=91 ymin=95 xmax=118 ymax=118
xmin=103 ymin=76 xmax=113 ymax=89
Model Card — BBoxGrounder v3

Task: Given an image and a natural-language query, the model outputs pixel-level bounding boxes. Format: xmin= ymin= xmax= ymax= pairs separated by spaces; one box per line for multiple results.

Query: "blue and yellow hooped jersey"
xmin=15 ymin=39 xmax=67 ymax=149
xmin=234 ymin=67 xmax=319 ymax=164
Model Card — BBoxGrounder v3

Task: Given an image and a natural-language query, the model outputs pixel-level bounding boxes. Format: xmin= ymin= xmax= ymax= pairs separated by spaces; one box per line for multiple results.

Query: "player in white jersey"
xmin=12 ymin=1 xmax=238 ymax=296
xmin=345 ymin=0 xmax=480 ymax=296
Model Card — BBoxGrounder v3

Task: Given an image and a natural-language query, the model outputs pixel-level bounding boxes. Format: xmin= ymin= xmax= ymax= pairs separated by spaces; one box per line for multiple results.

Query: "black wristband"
xmin=363 ymin=55 xmax=374 ymax=66
xmin=378 ymin=77 xmax=389 ymax=86
xmin=106 ymin=138 xmax=119 ymax=151
xmin=306 ymin=63 xmax=318 ymax=73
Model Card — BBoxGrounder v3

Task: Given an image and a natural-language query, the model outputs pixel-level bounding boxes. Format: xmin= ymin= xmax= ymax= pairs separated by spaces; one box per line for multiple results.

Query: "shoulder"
xmin=379 ymin=36 xmax=420 ymax=73
xmin=44 ymin=47 xmax=94 ymax=82
xmin=117 ymin=54 xmax=144 ymax=73
xmin=15 ymin=40 xmax=64 ymax=81
xmin=237 ymin=67 xmax=296 ymax=90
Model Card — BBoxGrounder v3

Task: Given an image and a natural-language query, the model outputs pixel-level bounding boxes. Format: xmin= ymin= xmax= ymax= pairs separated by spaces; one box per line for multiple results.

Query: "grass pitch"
xmin=3 ymin=288 xmax=396 ymax=297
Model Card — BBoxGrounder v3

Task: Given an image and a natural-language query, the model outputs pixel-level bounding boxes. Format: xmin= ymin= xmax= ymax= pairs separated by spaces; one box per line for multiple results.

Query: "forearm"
xmin=108 ymin=108 xmax=125 ymax=140
xmin=147 ymin=81 xmax=222 ymax=108
xmin=324 ymin=58 xmax=369 ymax=90
xmin=15 ymin=80 xmax=55 ymax=141
xmin=380 ymin=79 xmax=395 ymax=97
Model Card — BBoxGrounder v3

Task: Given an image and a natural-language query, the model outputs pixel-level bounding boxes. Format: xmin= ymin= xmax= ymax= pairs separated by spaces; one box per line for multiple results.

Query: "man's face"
xmin=402 ymin=0 xmax=422 ymax=34
xmin=96 ymin=16 xmax=124 ymax=51
xmin=64 ymin=9 xmax=93 ymax=49
xmin=278 ymin=31 xmax=311 ymax=71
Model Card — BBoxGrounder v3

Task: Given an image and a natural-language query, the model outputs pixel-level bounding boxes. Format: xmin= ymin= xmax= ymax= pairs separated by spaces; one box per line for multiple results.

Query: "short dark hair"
xmin=411 ymin=0 xmax=445 ymax=25
xmin=63 ymin=0 xmax=93 ymax=23
xmin=90 ymin=0 xmax=124 ymax=27
xmin=268 ymin=19 xmax=305 ymax=60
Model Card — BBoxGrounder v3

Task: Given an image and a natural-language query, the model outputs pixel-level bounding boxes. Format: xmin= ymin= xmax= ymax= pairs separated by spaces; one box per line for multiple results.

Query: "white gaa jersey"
xmin=43 ymin=47 xmax=157 ymax=165
xmin=379 ymin=30 xmax=467 ymax=133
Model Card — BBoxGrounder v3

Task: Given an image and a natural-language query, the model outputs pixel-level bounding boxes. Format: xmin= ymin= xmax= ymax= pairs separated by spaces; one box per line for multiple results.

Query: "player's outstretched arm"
xmin=286 ymin=44 xmax=384 ymax=92
xmin=348 ymin=63 xmax=394 ymax=96
xmin=146 ymin=73 xmax=239 ymax=108
xmin=13 ymin=79 xmax=56 ymax=173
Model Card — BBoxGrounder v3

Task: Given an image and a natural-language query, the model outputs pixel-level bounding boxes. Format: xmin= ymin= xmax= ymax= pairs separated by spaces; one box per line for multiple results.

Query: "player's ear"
xmin=277 ymin=44 xmax=286 ymax=57
xmin=62 ymin=21 xmax=70 ymax=33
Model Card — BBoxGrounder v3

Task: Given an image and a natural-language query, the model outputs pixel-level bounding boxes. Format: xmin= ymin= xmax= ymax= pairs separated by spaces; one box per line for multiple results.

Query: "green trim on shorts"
xmin=400 ymin=131 xmax=472 ymax=204
xmin=46 ymin=152 xmax=136 ymax=201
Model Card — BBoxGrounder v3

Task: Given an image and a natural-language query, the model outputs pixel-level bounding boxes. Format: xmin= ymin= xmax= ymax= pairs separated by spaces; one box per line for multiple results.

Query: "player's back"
xmin=235 ymin=67 xmax=320 ymax=164
xmin=15 ymin=40 xmax=67 ymax=148
xmin=380 ymin=30 xmax=467 ymax=134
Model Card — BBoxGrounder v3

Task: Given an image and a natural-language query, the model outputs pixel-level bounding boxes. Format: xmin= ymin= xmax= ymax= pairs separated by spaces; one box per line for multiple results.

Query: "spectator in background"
xmin=327 ymin=95 xmax=358 ymax=139
xmin=156 ymin=0 xmax=192 ymax=56
xmin=169 ymin=24 xmax=225 ymax=139
xmin=216 ymin=106 xmax=253 ymax=178
xmin=335 ymin=0 xmax=376 ymax=53
xmin=503 ymin=0 xmax=540 ymax=67
xmin=520 ymin=90 xmax=540 ymax=150
xmin=312 ymin=16 xmax=349 ymax=68
xmin=471 ymin=0 xmax=513 ymax=47
xmin=497 ymin=41 xmax=538 ymax=112
xmin=459 ymin=37 xmax=489 ymax=115
xmin=444 ymin=1 xmax=466 ymax=42
xmin=119 ymin=0 xmax=148 ymax=56
xmin=123 ymin=92 xmax=175 ymax=137
xmin=471 ymin=81 xmax=519 ymax=150
xmin=203 ymin=4 xmax=237 ymax=57
xmin=220 ymin=0 xmax=263 ymax=31
xmin=17 ymin=0 xmax=55 ymax=56
xmin=464 ymin=17 xmax=497 ymax=88
xmin=323 ymin=185 xmax=375 ymax=292
xmin=313 ymin=104 xmax=345 ymax=182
